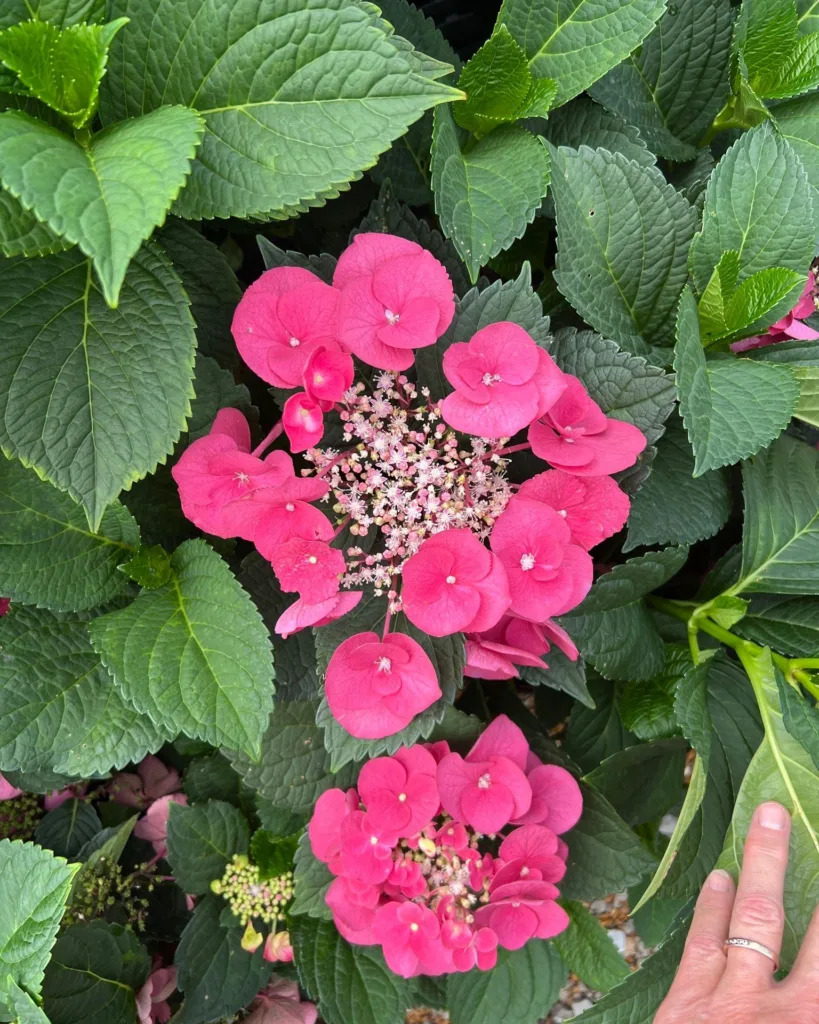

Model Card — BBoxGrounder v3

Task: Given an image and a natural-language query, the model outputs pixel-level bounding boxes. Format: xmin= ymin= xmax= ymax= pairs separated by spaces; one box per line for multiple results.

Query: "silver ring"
xmin=723 ymin=937 xmax=779 ymax=970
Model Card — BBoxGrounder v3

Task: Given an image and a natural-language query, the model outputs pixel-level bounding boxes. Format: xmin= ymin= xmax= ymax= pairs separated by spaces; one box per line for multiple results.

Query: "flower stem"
xmin=251 ymin=420 xmax=284 ymax=457
xmin=495 ymin=442 xmax=531 ymax=457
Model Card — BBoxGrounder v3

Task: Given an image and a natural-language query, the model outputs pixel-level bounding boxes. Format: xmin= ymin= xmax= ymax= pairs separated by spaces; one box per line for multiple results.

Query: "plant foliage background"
xmin=3 ymin=0 xmax=819 ymax=1022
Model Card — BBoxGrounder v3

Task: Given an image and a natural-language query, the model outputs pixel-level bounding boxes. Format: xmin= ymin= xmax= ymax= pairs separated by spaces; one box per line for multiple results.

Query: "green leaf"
xmin=794 ymin=365 xmax=819 ymax=427
xmin=227 ymin=701 xmax=359 ymax=815
xmin=89 ymin=539 xmax=274 ymax=758
xmin=549 ymin=328 xmax=676 ymax=445
xmin=589 ymin=0 xmax=733 ymax=159
xmin=118 ymin=544 xmax=170 ymax=590
xmin=0 ymin=839 xmax=77 ymax=994
xmin=0 ymin=17 xmax=127 ymax=129
xmin=690 ymin=122 xmax=815 ymax=294
xmin=0 ymin=243 xmax=196 ymax=532
xmin=293 ymin=916 xmax=411 ymax=1024
xmin=0 ymin=605 xmax=173 ymax=776
xmin=737 ymin=594 xmax=819 ymax=655
xmin=183 ymin=753 xmax=241 ymax=808
xmin=553 ymin=900 xmax=630 ymax=993
xmin=446 ymin=940 xmax=567 ymax=1024
xmin=675 ymin=287 xmax=799 ymax=474
xmin=67 ymin=817 xmax=135 ymax=908
xmin=185 ymin=354 xmax=252 ymax=444
xmin=584 ymin=739 xmax=687 ymax=826
xmin=0 ymin=106 xmax=203 ymax=305
xmin=619 ymin=646 xmax=688 ymax=741
xmin=518 ymin=649 xmax=595 ymax=708
xmin=772 ymin=91 xmax=819 ymax=200
xmin=0 ymin=1 xmax=105 ymax=31
xmin=0 ymin=456 xmax=139 ymax=612
xmin=291 ymin=831 xmax=333 ymax=921
xmin=565 ymin=681 xmax=638 ymax=774
xmin=718 ymin=647 xmax=819 ymax=969
xmin=562 ymin=922 xmax=688 ymax=1023
xmin=42 ymin=921 xmax=150 ymax=1024
xmin=175 ymin=896 xmax=272 ymax=1024
xmin=497 ymin=0 xmax=666 ymax=106
xmin=541 ymin=96 xmax=655 ymax=167
xmin=730 ymin=433 xmax=819 ymax=596
xmin=166 ymin=801 xmax=249 ymax=896
xmin=562 ymin=785 xmax=658 ymax=900
xmin=738 ymin=0 xmax=819 ymax=100
xmin=698 ymin=258 xmax=806 ymax=346
xmin=0 ymin=186 xmax=68 ymax=258
xmin=255 ymin=799 xmax=306 ymax=839
xmin=551 ymin=144 xmax=697 ymax=355
xmin=156 ymin=219 xmax=242 ymax=368
xmin=100 ymin=0 xmax=460 ymax=222
xmin=432 ymin=102 xmax=550 ymax=282
xmin=454 ymin=26 xmax=555 ymax=137
xmin=625 ymin=413 xmax=731 ymax=552
xmin=776 ymin=673 xmax=819 ymax=771
xmin=251 ymin=830 xmax=298 ymax=881
xmin=0 ymin=977 xmax=50 ymax=1024
xmin=34 ymin=800 xmax=101 ymax=859
xmin=562 ymin=548 xmax=689 ymax=681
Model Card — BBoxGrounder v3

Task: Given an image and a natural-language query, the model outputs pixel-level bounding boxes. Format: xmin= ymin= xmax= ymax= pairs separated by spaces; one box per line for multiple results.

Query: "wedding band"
xmin=723 ymin=937 xmax=779 ymax=970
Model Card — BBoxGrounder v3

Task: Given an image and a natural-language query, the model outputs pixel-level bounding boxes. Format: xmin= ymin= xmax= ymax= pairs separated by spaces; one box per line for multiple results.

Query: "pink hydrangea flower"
xmin=111 ymin=756 xmax=181 ymax=809
xmin=325 ymin=631 xmax=442 ymax=739
xmin=308 ymin=787 xmax=359 ymax=874
xmin=439 ymin=322 xmax=566 ymax=438
xmin=437 ymin=752 xmax=531 ymax=835
xmin=326 ymin=875 xmax=382 ymax=945
xmin=401 ymin=529 xmax=510 ymax=636
xmin=513 ymin=761 xmax=583 ymax=832
xmin=340 ymin=810 xmax=398 ymax=884
xmin=253 ymin=487 xmax=335 ymax=561
xmin=172 ymin=409 xmax=296 ymax=538
xmin=373 ymin=901 xmax=449 ymax=977
xmin=452 ymin=927 xmax=498 ymax=972
xmin=231 ymin=265 xmax=341 ymax=389
xmin=44 ymin=785 xmax=87 ymax=811
xmin=475 ymin=879 xmax=569 ymax=949
xmin=518 ymin=469 xmax=630 ymax=550
xmin=464 ymin=614 xmax=555 ymax=680
xmin=732 ymin=271 xmax=819 ymax=351
xmin=133 ymin=793 xmax=187 ymax=858
xmin=275 ymin=591 xmax=362 ymax=638
xmin=357 ymin=746 xmax=439 ymax=835
xmin=303 ymin=346 xmax=354 ymax=405
xmin=0 ymin=773 xmax=21 ymax=800
xmin=263 ymin=931 xmax=293 ymax=963
xmin=282 ymin=393 xmax=325 ymax=453
xmin=136 ymin=962 xmax=177 ymax=1024
xmin=491 ymin=825 xmax=567 ymax=888
xmin=490 ymin=498 xmax=593 ymax=620
xmin=269 ymin=538 xmax=346 ymax=603
xmin=334 ymin=234 xmax=455 ymax=370
xmin=244 ymin=978 xmax=318 ymax=1024
xmin=529 ymin=376 xmax=646 ymax=476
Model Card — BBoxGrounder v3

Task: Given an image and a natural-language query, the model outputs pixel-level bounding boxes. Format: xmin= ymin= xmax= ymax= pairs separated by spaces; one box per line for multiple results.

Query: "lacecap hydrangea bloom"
xmin=173 ymin=232 xmax=647 ymax=741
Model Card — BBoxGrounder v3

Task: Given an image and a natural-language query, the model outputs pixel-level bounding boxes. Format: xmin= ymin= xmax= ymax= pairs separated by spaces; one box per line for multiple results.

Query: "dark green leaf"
xmin=620 ymin=646 xmax=688 ymax=740
xmin=553 ymin=900 xmax=630 ymax=993
xmin=291 ymin=830 xmax=333 ymax=920
xmin=584 ymin=739 xmax=687 ymax=826
xmin=184 ymin=753 xmax=242 ymax=807
xmin=541 ymin=97 xmax=655 ymax=167
xmin=737 ymin=594 xmax=819 ymax=655
xmin=250 ymin=830 xmax=298 ymax=881
xmin=166 ymin=801 xmax=250 ymax=895
xmin=776 ymin=673 xmax=819 ymax=771
xmin=35 ymin=800 xmax=101 ymax=860
xmin=565 ymin=681 xmax=638 ymax=773
xmin=184 ymin=355 xmax=252 ymax=443
xmin=518 ymin=649 xmax=594 ymax=708
xmin=118 ymin=544 xmax=170 ymax=590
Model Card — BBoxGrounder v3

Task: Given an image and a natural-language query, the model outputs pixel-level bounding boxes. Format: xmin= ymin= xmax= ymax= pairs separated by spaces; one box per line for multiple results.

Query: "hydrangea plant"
xmin=2 ymin=0 xmax=819 ymax=1022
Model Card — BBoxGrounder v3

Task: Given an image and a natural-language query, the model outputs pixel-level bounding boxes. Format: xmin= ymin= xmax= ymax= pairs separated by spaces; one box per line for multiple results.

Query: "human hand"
xmin=655 ymin=801 xmax=819 ymax=1023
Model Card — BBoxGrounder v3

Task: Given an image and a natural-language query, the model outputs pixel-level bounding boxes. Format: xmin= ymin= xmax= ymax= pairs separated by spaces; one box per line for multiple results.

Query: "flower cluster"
xmin=173 ymin=233 xmax=647 ymax=741
xmin=308 ymin=716 xmax=582 ymax=977
xmin=211 ymin=853 xmax=294 ymax=928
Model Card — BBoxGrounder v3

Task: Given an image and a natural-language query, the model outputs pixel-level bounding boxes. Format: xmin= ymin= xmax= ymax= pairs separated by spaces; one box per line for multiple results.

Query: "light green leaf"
xmin=776 ymin=673 xmax=819 ymax=771
xmin=773 ymin=91 xmax=819 ymax=198
xmin=0 ymin=977 xmax=51 ymax=1024
xmin=42 ymin=921 xmax=149 ymax=1024
xmin=0 ymin=106 xmax=204 ymax=305
xmin=689 ymin=122 xmax=815 ymax=294
xmin=738 ymin=0 xmax=819 ymax=100
xmin=0 ymin=243 xmax=196 ymax=532
xmin=89 ymin=539 xmax=274 ymax=758
xmin=551 ymin=145 xmax=697 ymax=354
xmin=554 ymin=900 xmax=631 ymax=993
xmin=166 ymin=800 xmax=249 ymax=895
xmin=730 ymin=433 xmax=819 ymax=596
xmin=0 ymin=839 xmax=77 ymax=995
xmin=0 ymin=187 xmax=68 ymax=258
xmin=0 ymin=455 xmax=139 ymax=612
xmin=0 ymin=1 xmax=104 ymax=30
xmin=432 ymin=102 xmax=550 ymax=282
xmin=446 ymin=940 xmax=567 ymax=1024
xmin=675 ymin=287 xmax=799 ymax=474
xmin=0 ymin=17 xmax=128 ymax=128
xmin=625 ymin=413 xmax=731 ymax=551
xmin=118 ymin=544 xmax=170 ymax=590
xmin=799 ymin=0 xmax=819 ymax=31
xmin=0 ymin=605 xmax=173 ymax=776
xmin=541 ymin=96 xmax=655 ymax=166
xmin=100 ymin=0 xmax=460 ymax=222
xmin=737 ymin=594 xmax=819 ymax=655
xmin=794 ymin=365 xmax=819 ymax=426
xmin=698 ymin=256 xmax=805 ymax=346
xmin=589 ymin=0 xmax=732 ymax=159
xmin=497 ymin=0 xmax=666 ymax=106
xmin=719 ymin=646 xmax=819 ymax=969
xmin=67 ymin=817 xmax=136 ymax=908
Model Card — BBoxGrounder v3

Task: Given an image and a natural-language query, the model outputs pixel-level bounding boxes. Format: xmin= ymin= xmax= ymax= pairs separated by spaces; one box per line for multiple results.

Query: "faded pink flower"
xmin=263 ymin=931 xmax=293 ymax=963
xmin=439 ymin=322 xmax=565 ymax=438
xmin=401 ymin=529 xmax=510 ymax=636
xmin=518 ymin=470 xmax=630 ymax=550
xmin=0 ymin=773 xmax=21 ymax=800
xmin=269 ymin=538 xmax=345 ymax=603
xmin=373 ymin=901 xmax=450 ymax=977
xmin=133 ymin=793 xmax=187 ymax=859
xmin=490 ymin=498 xmax=593 ymax=620
xmin=282 ymin=392 xmax=324 ymax=452
xmin=244 ymin=978 xmax=318 ymax=1024
xmin=111 ymin=756 xmax=181 ymax=809
xmin=475 ymin=879 xmax=569 ymax=949
xmin=232 ymin=265 xmax=341 ymax=389
xmin=334 ymin=233 xmax=455 ymax=370
xmin=357 ymin=747 xmax=439 ymax=835
xmin=303 ymin=346 xmax=354 ymax=405
xmin=275 ymin=591 xmax=362 ymax=638
xmin=136 ymin=962 xmax=177 ymax=1024
xmin=325 ymin=631 xmax=442 ymax=739
xmin=43 ymin=785 xmax=87 ymax=811
xmin=529 ymin=376 xmax=646 ymax=476
xmin=732 ymin=271 xmax=819 ymax=351
xmin=0 ymin=599 xmax=9 ymax=616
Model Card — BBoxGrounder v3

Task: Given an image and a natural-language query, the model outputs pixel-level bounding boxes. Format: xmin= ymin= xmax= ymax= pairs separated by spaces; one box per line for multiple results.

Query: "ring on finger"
xmin=724 ymin=937 xmax=779 ymax=971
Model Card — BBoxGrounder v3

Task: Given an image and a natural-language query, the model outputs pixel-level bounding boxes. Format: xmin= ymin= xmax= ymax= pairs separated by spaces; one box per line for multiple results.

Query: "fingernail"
xmin=708 ymin=869 xmax=733 ymax=892
xmin=758 ymin=802 xmax=789 ymax=830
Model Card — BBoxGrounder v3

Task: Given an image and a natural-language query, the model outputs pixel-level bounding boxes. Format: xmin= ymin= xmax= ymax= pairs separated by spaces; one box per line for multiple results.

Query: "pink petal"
xmin=464 ymin=640 xmax=520 ymax=680
xmin=371 ymin=250 xmax=455 ymax=336
xmin=333 ymin=233 xmax=422 ymax=289
xmin=466 ymin=715 xmax=529 ymax=769
xmin=516 ymin=764 xmax=583 ymax=833
xmin=439 ymin=382 xmax=541 ymax=439
xmin=0 ymin=773 xmax=22 ymax=800
xmin=337 ymin=276 xmax=416 ymax=371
